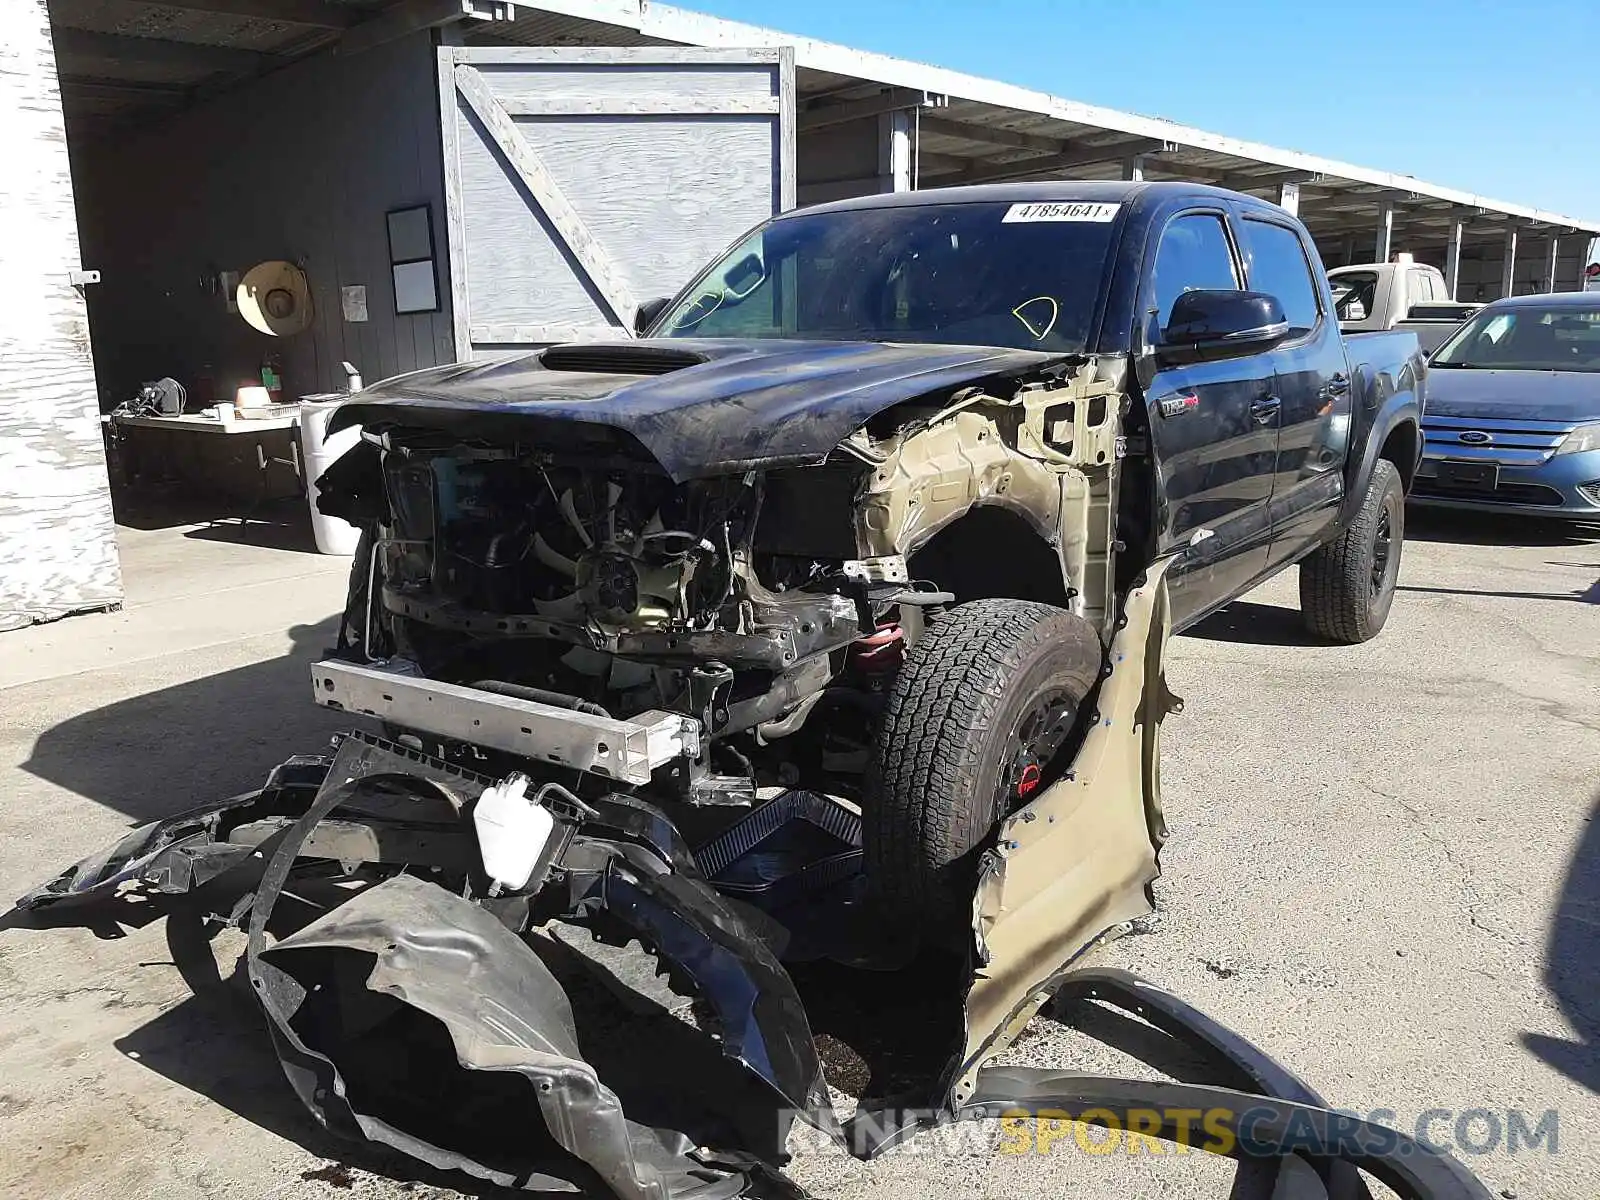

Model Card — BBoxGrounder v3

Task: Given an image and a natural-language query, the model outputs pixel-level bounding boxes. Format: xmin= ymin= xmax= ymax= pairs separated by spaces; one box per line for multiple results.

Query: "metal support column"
xmin=1374 ymin=199 xmax=1394 ymax=263
xmin=1444 ymin=218 xmax=1464 ymax=300
xmin=1276 ymin=179 xmax=1300 ymax=216
xmin=1501 ymin=226 xmax=1519 ymax=297
xmin=879 ymin=108 xmax=913 ymax=193
xmin=1544 ymin=236 xmax=1560 ymax=292
xmin=1121 ymin=156 xmax=1145 ymax=182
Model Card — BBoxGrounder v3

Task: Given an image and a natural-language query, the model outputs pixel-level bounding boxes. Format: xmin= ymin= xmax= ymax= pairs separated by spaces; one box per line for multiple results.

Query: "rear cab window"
xmin=1330 ymin=270 xmax=1378 ymax=322
xmin=1406 ymin=267 xmax=1442 ymax=311
xmin=1242 ymin=217 xmax=1322 ymax=337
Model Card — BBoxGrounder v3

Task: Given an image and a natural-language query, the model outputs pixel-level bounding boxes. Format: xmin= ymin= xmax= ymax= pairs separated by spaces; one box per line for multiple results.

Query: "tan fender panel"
xmin=957 ymin=557 xmax=1178 ymax=1099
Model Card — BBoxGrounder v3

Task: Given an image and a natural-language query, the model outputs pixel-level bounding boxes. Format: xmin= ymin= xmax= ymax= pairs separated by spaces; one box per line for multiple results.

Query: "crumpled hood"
xmin=1424 ymin=367 xmax=1600 ymax=424
xmin=333 ymin=338 xmax=1069 ymax=481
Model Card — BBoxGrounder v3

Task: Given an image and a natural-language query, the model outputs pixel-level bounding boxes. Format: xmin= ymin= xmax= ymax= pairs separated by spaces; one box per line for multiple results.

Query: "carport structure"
xmin=7 ymin=0 xmax=1600 ymax=631
xmin=46 ymin=0 xmax=1600 ymax=299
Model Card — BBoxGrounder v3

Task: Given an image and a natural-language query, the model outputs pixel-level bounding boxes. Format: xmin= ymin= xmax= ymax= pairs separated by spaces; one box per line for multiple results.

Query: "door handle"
xmin=1250 ymin=396 xmax=1281 ymax=424
xmin=1323 ymin=373 xmax=1351 ymax=397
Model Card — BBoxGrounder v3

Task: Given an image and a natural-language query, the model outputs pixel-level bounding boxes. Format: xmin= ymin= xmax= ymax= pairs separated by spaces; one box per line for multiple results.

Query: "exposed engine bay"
xmin=323 ymin=348 xmax=1128 ymax=823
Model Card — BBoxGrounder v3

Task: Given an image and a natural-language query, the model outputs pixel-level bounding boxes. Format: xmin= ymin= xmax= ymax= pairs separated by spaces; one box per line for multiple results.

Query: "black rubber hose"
xmin=469 ymin=679 xmax=611 ymax=718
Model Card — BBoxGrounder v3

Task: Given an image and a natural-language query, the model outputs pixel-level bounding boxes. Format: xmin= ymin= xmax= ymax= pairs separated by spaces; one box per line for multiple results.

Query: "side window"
xmin=1151 ymin=213 xmax=1240 ymax=335
xmin=1242 ymin=218 xmax=1321 ymax=337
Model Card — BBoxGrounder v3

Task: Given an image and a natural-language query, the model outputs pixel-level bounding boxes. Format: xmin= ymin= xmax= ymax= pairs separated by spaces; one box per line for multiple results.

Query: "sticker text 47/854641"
xmin=1002 ymin=202 xmax=1121 ymax=223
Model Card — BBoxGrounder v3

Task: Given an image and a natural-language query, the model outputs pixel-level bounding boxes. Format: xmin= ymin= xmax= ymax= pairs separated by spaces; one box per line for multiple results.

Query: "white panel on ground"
xmin=0 ymin=1 xmax=123 ymax=631
xmin=442 ymin=46 xmax=796 ymax=356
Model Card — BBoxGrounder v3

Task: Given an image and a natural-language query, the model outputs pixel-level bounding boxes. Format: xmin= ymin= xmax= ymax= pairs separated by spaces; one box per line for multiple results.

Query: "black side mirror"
xmin=1158 ymin=290 xmax=1290 ymax=366
xmin=633 ymin=296 xmax=672 ymax=336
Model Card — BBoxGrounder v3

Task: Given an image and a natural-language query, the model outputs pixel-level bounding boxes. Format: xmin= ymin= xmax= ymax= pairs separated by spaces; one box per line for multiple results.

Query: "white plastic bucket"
xmin=299 ymin=394 xmax=363 ymax=556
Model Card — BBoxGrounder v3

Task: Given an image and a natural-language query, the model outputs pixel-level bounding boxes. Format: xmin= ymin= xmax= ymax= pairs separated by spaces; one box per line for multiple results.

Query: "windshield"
xmin=654 ymin=201 xmax=1119 ymax=352
xmin=1328 ymin=271 xmax=1378 ymax=322
xmin=1431 ymin=303 xmax=1600 ymax=372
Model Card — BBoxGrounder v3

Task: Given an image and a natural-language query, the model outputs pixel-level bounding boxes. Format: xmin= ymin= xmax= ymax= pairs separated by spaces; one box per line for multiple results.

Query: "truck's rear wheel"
xmin=1299 ymin=458 xmax=1405 ymax=643
xmin=863 ymin=599 xmax=1102 ymax=937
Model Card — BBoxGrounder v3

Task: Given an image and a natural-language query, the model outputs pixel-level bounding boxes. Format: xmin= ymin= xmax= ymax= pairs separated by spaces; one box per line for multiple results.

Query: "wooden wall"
xmin=70 ymin=30 xmax=455 ymax=410
xmin=0 ymin=0 xmax=122 ymax=629
xmin=440 ymin=46 xmax=794 ymax=355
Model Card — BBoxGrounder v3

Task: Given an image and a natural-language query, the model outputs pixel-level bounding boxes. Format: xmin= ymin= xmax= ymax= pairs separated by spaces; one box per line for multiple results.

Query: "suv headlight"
xmin=1556 ymin=421 xmax=1600 ymax=456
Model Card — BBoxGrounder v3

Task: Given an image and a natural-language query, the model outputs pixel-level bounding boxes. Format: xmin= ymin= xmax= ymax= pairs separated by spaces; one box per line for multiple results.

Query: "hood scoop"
xmin=539 ymin=343 xmax=708 ymax=377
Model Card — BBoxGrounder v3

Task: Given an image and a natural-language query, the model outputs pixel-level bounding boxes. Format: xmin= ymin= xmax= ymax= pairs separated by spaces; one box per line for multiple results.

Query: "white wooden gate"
xmin=438 ymin=45 xmax=795 ymax=356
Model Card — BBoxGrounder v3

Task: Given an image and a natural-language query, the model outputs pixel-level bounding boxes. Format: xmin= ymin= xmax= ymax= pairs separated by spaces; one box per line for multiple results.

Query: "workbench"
xmin=106 ymin=411 xmax=304 ymax=506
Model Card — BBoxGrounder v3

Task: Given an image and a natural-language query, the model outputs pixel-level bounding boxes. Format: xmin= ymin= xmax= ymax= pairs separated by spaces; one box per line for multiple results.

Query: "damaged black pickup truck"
xmin=21 ymin=183 xmax=1473 ymax=1199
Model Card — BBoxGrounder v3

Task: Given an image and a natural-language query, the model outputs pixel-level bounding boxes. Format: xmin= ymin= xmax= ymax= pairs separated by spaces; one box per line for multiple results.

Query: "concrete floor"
xmin=1 ymin=508 xmax=1595 ymax=1200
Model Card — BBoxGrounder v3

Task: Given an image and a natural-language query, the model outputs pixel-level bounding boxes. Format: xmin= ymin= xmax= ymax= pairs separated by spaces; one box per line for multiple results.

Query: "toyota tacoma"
xmin=18 ymin=183 xmax=1451 ymax=1199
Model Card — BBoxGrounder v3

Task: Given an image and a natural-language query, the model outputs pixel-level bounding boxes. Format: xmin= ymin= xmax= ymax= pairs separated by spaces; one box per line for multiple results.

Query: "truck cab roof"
xmin=790 ymin=179 xmax=1291 ymax=218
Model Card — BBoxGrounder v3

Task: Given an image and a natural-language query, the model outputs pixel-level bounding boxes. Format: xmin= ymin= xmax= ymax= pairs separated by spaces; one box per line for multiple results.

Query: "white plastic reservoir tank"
xmin=298 ymin=394 xmax=363 ymax=556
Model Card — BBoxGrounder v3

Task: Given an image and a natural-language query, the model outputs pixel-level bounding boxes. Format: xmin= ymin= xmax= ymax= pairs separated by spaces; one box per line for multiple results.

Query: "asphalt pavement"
xmin=1 ymin=507 xmax=1595 ymax=1200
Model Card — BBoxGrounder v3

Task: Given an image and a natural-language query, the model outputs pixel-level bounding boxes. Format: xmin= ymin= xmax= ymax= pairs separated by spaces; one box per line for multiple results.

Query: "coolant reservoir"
xmin=473 ymin=774 xmax=556 ymax=891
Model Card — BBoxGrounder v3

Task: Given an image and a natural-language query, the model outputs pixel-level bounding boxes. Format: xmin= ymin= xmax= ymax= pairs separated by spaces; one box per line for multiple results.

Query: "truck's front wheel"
xmin=863 ymin=599 xmax=1102 ymax=938
xmin=1299 ymin=458 xmax=1405 ymax=643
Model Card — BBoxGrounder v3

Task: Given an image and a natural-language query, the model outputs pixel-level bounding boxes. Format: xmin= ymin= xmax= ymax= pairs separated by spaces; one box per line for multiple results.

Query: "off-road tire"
xmin=1299 ymin=458 xmax=1405 ymax=644
xmin=863 ymin=599 xmax=1103 ymax=932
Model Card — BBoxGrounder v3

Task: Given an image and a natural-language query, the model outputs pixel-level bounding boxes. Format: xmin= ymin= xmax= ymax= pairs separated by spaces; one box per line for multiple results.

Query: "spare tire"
xmin=863 ymin=599 xmax=1103 ymax=933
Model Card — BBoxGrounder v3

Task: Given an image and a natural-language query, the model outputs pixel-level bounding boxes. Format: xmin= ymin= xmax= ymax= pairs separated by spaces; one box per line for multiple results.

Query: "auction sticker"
xmin=1002 ymin=202 xmax=1121 ymax=223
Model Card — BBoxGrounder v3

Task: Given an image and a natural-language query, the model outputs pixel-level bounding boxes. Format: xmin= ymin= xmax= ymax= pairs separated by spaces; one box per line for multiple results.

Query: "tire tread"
xmin=865 ymin=599 xmax=1101 ymax=920
xmin=1299 ymin=458 xmax=1403 ymax=643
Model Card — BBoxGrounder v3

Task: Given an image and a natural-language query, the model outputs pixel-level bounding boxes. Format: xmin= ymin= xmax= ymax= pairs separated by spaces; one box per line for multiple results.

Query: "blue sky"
xmin=690 ymin=0 xmax=1600 ymax=227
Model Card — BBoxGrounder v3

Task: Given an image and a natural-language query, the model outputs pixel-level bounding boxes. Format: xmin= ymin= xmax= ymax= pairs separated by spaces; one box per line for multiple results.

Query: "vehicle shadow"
xmin=1397 ymin=580 xmax=1600 ymax=604
xmin=116 ymin=492 xmax=318 ymax=554
xmin=1404 ymin=507 xmax=1600 ymax=547
xmin=19 ymin=617 xmax=348 ymax=824
xmin=182 ymin=511 xmax=319 ymax=554
xmin=1522 ymin=790 xmax=1600 ymax=1094
xmin=1181 ymin=601 xmax=1323 ymax=648
xmin=113 ymin=977 xmax=531 ymax=1197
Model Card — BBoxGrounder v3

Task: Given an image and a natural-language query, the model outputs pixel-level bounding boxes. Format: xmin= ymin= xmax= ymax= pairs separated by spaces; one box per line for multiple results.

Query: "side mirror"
xmin=1158 ymin=290 xmax=1290 ymax=366
xmin=633 ymin=296 xmax=672 ymax=337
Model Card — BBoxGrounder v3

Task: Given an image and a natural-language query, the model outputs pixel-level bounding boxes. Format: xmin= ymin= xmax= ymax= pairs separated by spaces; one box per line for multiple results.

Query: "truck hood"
xmin=332 ymin=339 xmax=1070 ymax=481
xmin=1424 ymin=367 xmax=1600 ymax=424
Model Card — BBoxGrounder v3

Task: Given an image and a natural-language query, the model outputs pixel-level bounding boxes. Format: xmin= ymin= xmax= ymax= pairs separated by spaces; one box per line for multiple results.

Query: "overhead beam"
xmin=57 ymin=76 xmax=192 ymax=104
xmin=341 ymin=0 xmax=515 ymax=56
xmin=96 ymin=0 xmax=365 ymax=27
xmin=1203 ymin=168 xmax=1323 ymax=193
xmin=917 ymin=115 xmax=1062 ymax=154
xmin=51 ymin=28 xmax=274 ymax=74
xmin=928 ymin=137 xmax=1174 ymax=186
xmin=799 ymin=86 xmax=945 ymax=132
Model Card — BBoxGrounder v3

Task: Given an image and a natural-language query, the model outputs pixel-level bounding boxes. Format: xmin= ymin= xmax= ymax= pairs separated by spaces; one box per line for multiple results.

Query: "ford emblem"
xmin=1458 ymin=430 xmax=1492 ymax=445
